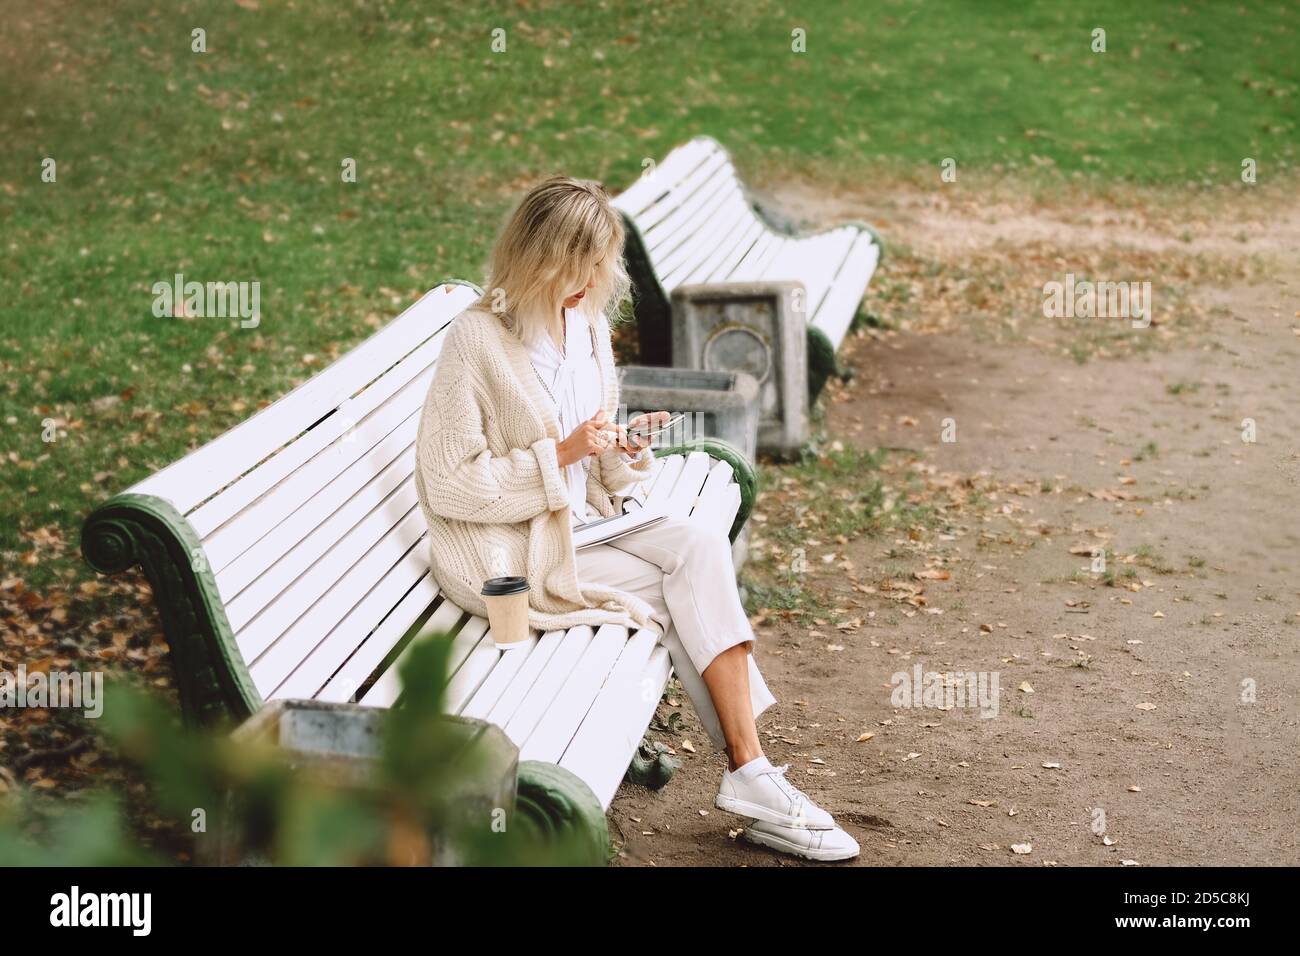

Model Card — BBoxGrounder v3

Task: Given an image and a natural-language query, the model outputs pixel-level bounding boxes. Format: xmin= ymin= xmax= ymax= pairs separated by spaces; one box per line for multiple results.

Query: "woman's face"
xmin=561 ymin=273 xmax=596 ymax=311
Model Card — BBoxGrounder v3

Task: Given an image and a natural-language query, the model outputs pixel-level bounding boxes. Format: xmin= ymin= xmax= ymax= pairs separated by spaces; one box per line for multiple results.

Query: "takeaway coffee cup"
xmin=481 ymin=576 xmax=531 ymax=649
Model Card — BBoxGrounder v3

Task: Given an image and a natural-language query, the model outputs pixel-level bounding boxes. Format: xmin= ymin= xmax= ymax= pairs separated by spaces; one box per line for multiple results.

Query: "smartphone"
xmin=628 ymin=413 xmax=686 ymax=441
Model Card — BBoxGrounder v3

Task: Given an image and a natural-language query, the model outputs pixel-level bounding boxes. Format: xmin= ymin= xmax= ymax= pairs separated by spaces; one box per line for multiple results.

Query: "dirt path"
xmin=608 ymin=180 xmax=1300 ymax=866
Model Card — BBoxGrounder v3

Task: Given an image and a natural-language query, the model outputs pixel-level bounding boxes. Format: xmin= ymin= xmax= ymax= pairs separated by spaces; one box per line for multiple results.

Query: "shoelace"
xmin=757 ymin=763 xmax=807 ymax=807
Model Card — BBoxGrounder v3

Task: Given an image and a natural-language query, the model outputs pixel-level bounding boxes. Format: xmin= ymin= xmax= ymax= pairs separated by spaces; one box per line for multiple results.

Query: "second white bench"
xmin=612 ymin=135 xmax=883 ymax=393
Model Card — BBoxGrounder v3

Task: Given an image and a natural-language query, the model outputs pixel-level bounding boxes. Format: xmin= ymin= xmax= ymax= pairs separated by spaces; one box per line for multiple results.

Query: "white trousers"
xmin=574 ymin=516 xmax=776 ymax=750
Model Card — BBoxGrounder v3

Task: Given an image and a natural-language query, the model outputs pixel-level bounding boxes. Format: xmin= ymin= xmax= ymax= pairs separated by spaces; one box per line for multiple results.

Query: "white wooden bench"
xmin=612 ymin=135 xmax=883 ymax=395
xmin=81 ymin=281 xmax=758 ymax=854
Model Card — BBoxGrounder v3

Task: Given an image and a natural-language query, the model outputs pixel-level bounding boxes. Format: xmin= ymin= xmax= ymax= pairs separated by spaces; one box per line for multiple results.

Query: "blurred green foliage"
xmin=0 ymin=633 xmax=580 ymax=866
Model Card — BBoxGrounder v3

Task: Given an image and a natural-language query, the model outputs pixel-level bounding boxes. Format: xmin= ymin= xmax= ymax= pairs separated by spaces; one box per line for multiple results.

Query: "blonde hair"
xmin=476 ymin=175 xmax=631 ymax=349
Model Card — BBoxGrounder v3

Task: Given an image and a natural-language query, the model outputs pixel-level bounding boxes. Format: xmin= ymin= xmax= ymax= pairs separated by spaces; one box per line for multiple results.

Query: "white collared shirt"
xmin=526 ymin=308 xmax=635 ymax=525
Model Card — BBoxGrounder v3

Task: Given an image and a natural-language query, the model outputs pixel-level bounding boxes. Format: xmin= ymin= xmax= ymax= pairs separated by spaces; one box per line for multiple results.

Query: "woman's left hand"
xmin=621 ymin=411 xmax=672 ymax=453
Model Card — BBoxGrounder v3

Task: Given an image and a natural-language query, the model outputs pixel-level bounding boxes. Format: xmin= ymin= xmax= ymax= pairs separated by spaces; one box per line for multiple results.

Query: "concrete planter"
xmin=669 ymin=281 xmax=808 ymax=459
xmin=617 ymin=365 xmax=760 ymax=463
xmin=202 ymin=699 xmax=518 ymax=866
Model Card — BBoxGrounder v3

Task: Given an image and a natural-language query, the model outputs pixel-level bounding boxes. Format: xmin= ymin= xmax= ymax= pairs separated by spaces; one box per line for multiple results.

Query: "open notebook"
xmin=570 ymin=503 xmax=667 ymax=550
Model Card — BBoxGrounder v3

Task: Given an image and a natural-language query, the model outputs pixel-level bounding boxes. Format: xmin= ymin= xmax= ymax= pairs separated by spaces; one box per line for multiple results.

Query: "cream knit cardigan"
xmin=414 ymin=304 xmax=661 ymax=635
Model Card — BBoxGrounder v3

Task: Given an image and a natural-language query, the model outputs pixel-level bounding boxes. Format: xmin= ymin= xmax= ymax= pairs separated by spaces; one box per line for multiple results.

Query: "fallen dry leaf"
xmin=914 ymin=568 xmax=950 ymax=581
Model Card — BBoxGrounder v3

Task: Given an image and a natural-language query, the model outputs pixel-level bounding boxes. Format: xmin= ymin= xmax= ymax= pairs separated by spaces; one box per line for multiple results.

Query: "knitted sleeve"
xmin=594 ymin=441 xmax=654 ymax=496
xmin=416 ymin=326 xmax=570 ymax=523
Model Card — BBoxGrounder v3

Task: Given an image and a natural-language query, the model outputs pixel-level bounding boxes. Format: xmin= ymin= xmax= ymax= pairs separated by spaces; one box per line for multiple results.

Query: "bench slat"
xmin=218 ymin=431 xmax=415 ymax=620
xmin=610 ymin=138 xmax=723 ymax=219
xmin=311 ymin=575 xmax=441 ymax=704
xmin=200 ymin=327 xmax=445 ymax=566
xmin=658 ymin=451 xmax=714 ymax=520
xmin=443 ymin=639 xmax=499 ymax=715
xmin=458 ymin=634 xmax=542 ymax=719
xmin=809 ymin=232 xmax=881 ymax=351
xmin=230 ymin=479 xmax=422 ymax=648
xmin=519 ymin=622 xmax=628 ymax=764
xmin=440 ymin=616 xmax=494 ymax=712
xmin=670 ymin=205 xmax=759 ymax=287
xmin=640 ymin=454 xmax=685 ymax=512
xmin=267 ymin=552 xmax=441 ymax=702
xmin=356 ymin=596 xmax=467 ymax=708
xmin=186 ymin=329 xmax=446 ymax=542
xmin=249 ymin=511 xmax=431 ymax=694
xmin=718 ymin=484 xmax=742 ymax=537
xmin=502 ymin=626 xmax=594 ymax=746
xmin=726 ymin=231 xmax=788 ymax=284
xmin=656 ymin=185 xmax=750 ymax=287
xmin=128 ymin=284 xmax=475 ymax=516
xmin=624 ymin=151 xmax=731 ymax=236
xmin=692 ymin=216 xmax=765 ymax=287
xmin=640 ymin=173 xmax=739 ymax=267
xmin=773 ymin=227 xmax=858 ymax=324
xmin=695 ymin=457 xmax=740 ymax=534
xmin=636 ymin=453 xmax=670 ymax=499
xmin=561 ymin=640 xmax=672 ymax=810
xmin=484 ymin=629 xmax=566 ymax=729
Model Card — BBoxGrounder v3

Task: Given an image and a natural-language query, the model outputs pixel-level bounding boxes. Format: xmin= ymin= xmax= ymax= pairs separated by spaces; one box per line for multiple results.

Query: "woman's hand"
xmin=556 ymin=408 xmax=616 ymax=468
xmin=624 ymin=411 xmax=672 ymax=454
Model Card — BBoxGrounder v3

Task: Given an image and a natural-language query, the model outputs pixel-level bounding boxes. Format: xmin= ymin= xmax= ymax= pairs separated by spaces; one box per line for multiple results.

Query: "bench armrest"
xmin=651 ymin=437 xmax=757 ymax=544
xmin=81 ymin=493 xmax=261 ymax=726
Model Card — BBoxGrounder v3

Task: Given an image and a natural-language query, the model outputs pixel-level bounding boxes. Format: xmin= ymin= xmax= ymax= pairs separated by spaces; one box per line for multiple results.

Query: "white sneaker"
xmin=743 ymin=819 xmax=861 ymax=862
xmin=715 ymin=762 xmax=835 ymax=830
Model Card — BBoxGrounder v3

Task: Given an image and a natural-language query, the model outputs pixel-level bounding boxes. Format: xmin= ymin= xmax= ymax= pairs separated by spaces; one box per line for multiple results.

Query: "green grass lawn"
xmin=1 ymin=0 xmax=1296 ymax=588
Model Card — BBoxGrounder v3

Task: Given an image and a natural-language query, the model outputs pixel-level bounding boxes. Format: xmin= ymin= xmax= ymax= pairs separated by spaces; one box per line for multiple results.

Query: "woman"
xmin=414 ymin=175 xmax=858 ymax=861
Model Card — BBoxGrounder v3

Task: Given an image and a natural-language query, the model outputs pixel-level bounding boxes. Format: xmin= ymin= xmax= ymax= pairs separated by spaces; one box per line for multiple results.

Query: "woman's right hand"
xmin=556 ymin=408 xmax=614 ymax=468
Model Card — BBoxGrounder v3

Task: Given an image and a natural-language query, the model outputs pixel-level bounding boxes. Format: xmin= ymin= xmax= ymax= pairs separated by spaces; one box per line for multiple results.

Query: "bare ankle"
xmin=725 ymin=744 xmax=763 ymax=772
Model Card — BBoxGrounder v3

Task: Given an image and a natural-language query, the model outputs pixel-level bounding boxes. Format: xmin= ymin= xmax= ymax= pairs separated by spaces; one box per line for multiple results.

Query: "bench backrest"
xmin=123 ymin=282 xmax=482 ymax=704
xmin=612 ymin=136 xmax=880 ymax=352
